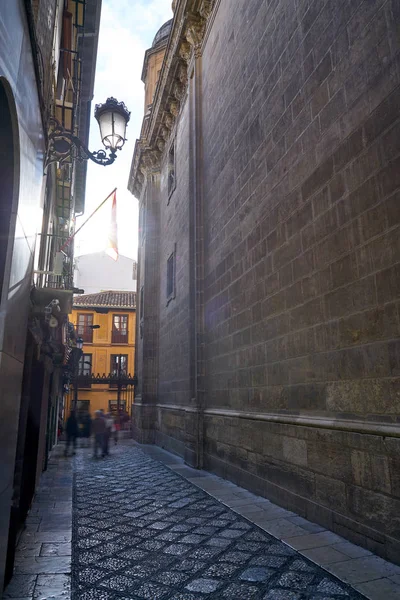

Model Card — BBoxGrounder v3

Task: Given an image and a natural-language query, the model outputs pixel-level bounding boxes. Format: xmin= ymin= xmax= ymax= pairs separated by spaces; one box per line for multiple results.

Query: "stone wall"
xmin=200 ymin=0 xmax=400 ymax=562
xmin=158 ymin=100 xmax=191 ymax=410
xmin=132 ymin=0 xmax=400 ymax=563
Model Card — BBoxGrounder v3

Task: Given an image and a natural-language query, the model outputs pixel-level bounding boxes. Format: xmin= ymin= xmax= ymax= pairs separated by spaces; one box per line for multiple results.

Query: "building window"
xmin=168 ymin=139 xmax=176 ymax=199
xmin=166 ymin=248 xmax=176 ymax=303
xmin=109 ymin=399 xmax=126 ymax=414
xmin=78 ymin=354 xmax=92 ymax=388
xmin=110 ymin=354 xmax=128 ymax=387
xmin=76 ymin=400 xmax=90 ymax=415
xmin=112 ymin=314 xmax=128 ymax=344
xmin=77 ymin=313 xmax=93 ymax=343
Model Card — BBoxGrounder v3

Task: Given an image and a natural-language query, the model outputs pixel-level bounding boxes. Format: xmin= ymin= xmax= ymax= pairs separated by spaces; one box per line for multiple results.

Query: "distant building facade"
xmin=129 ymin=0 xmax=400 ymax=563
xmin=69 ymin=291 xmax=136 ymax=416
xmin=74 ymin=252 xmax=137 ymax=295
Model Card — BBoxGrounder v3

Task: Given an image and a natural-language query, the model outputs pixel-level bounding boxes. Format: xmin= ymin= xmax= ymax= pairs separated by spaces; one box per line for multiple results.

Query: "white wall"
xmin=74 ymin=251 xmax=137 ymax=294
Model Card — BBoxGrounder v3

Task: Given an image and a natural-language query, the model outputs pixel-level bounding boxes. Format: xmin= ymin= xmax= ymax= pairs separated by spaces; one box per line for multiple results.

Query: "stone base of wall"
xmin=133 ymin=402 xmax=400 ymax=565
xmin=131 ymin=403 xmax=156 ymax=444
xmin=204 ymin=451 xmax=400 ymax=566
xmin=154 ymin=430 xmax=186 ymax=457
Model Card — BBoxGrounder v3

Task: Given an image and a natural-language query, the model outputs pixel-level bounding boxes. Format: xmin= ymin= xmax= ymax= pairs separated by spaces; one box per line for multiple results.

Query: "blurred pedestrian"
xmin=80 ymin=411 xmax=92 ymax=448
xmin=114 ymin=413 xmax=121 ymax=445
xmin=92 ymin=410 xmax=106 ymax=458
xmin=64 ymin=410 xmax=79 ymax=457
xmin=104 ymin=412 xmax=114 ymax=456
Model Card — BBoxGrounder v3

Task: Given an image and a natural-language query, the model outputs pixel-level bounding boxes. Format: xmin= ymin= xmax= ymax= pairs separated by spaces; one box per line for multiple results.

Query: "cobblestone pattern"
xmin=72 ymin=446 xmax=365 ymax=599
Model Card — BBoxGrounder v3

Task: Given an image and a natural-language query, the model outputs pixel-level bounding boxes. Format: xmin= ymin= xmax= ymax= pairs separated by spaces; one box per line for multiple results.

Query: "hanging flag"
xmin=105 ymin=190 xmax=119 ymax=261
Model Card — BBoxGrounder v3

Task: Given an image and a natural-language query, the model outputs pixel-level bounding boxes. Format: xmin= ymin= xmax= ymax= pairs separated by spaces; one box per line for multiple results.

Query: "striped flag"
xmin=105 ymin=190 xmax=119 ymax=261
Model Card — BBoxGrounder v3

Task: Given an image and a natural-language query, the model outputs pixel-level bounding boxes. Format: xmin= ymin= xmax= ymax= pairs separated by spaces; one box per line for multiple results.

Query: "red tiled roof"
xmin=73 ymin=291 xmax=136 ymax=309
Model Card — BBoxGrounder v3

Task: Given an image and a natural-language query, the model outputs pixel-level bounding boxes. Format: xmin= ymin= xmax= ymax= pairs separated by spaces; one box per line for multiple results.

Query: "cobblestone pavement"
xmin=73 ymin=445 xmax=366 ymax=600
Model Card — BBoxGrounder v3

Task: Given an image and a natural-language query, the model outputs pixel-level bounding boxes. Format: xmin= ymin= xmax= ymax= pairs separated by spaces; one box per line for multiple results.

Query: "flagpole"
xmin=60 ymin=187 xmax=117 ymax=252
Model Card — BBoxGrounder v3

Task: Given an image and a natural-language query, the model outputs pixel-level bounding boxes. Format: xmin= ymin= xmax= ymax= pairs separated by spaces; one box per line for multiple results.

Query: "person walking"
xmin=114 ymin=413 xmax=121 ymax=445
xmin=92 ymin=410 xmax=106 ymax=458
xmin=64 ymin=410 xmax=79 ymax=457
xmin=103 ymin=412 xmax=114 ymax=456
xmin=80 ymin=411 xmax=92 ymax=448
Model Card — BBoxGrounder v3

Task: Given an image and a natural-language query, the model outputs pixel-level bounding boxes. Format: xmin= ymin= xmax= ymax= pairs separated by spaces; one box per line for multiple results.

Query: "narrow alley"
xmin=5 ymin=442 xmax=400 ymax=600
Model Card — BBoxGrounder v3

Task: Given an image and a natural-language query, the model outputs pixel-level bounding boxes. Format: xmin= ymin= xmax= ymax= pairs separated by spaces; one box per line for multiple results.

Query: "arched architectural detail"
xmin=0 ymin=77 xmax=20 ymax=301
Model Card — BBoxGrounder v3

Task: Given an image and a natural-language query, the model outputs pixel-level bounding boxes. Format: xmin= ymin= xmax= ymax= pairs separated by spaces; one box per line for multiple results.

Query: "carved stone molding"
xmin=169 ymin=100 xmax=179 ymax=118
xmin=178 ymin=41 xmax=191 ymax=64
xmin=142 ymin=149 xmax=161 ymax=171
xmin=164 ymin=112 xmax=175 ymax=130
xmin=185 ymin=13 xmax=206 ymax=54
xmin=128 ymin=0 xmax=218 ymax=199
xmin=173 ymin=81 xmax=185 ymax=102
xmin=199 ymin=0 xmax=214 ymax=19
xmin=177 ymin=62 xmax=188 ymax=87
xmin=161 ymin=126 xmax=170 ymax=141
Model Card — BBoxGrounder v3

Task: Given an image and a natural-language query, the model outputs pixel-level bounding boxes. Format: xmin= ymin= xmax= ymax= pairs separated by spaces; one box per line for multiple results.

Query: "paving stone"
xmin=249 ymin=555 xmax=288 ymax=568
xmin=284 ymin=531 xmax=345 ymax=550
xmin=302 ymin=545 xmax=349 ymax=565
xmin=14 ymin=557 xmax=71 ymax=575
xmin=222 ymin=583 xmax=260 ymax=598
xmin=3 ymin=574 xmax=37 ymax=598
xmin=14 ymin=543 xmax=42 ymax=558
xmin=331 ymin=542 xmax=373 ymax=559
xmin=354 ymin=577 xmax=400 ymax=600
xmin=40 ymin=543 xmax=71 ymax=557
xmin=78 ymin=568 xmax=105 ymax=584
xmin=287 ymin=516 xmax=326 ymax=533
xmin=326 ymin=556 xmax=400 ymax=584
xmin=134 ymin=581 xmax=170 ymax=598
xmin=99 ymin=575 xmax=139 ymax=592
xmin=276 ymin=571 xmax=315 ymax=590
xmin=153 ymin=571 xmax=190 ymax=585
xmin=202 ymin=562 xmax=239 ymax=577
xmin=263 ymin=590 xmax=301 ymax=599
xmin=185 ymin=578 xmax=221 ymax=593
xmin=239 ymin=566 xmax=274 ymax=582
xmin=316 ymin=577 xmax=350 ymax=595
xmin=33 ymin=574 xmax=70 ymax=598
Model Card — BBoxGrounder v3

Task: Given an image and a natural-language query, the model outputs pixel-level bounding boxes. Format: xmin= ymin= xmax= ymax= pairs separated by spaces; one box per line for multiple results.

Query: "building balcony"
xmin=32 ymin=234 xmax=75 ymax=316
xmin=111 ymin=329 xmax=129 ymax=344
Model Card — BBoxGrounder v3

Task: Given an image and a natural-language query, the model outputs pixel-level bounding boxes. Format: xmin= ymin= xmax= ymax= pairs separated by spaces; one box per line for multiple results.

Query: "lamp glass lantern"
xmin=76 ymin=337 xmax=83 ymax=350
xmin=95 ymin=97 xmax=130 ymax=152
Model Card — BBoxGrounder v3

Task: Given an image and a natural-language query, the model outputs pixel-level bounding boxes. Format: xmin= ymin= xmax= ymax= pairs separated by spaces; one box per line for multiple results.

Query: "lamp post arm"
xmin=47 ymin=130 xmax=118 ymax=167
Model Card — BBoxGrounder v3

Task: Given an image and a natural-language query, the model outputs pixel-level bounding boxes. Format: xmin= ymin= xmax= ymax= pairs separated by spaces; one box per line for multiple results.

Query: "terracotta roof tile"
xmin=73 ymin=291 xmax=136 ymax=309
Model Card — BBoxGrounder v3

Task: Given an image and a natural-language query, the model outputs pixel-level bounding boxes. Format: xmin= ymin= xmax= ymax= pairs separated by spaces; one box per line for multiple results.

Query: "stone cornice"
xmin=128 ymin=0 xmax=217 ymax=198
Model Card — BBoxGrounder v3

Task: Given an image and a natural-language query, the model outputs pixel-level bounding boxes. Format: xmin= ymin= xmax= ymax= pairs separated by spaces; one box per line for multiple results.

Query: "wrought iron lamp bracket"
xmin=44 ymin=118 xmax=118 ymax=172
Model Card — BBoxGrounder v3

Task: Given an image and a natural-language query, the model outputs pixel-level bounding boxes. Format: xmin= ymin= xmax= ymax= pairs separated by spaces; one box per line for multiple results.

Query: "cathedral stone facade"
xmin=128 ymin=0 xmax=400 ymax=563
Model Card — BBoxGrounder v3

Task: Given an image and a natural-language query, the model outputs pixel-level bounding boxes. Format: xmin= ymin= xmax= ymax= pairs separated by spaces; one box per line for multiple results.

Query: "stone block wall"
xmin=158 ymin=100 xmax=192 ymax=410
xmin=200 ymin=0 xmax=400 ymax=561
xmin=133 ymin=0 xmax=400 ymax=563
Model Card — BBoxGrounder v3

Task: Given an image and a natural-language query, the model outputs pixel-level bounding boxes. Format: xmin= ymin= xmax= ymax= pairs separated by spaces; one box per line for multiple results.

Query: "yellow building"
xmin=70 ymin=291 xmax=136 ymax=416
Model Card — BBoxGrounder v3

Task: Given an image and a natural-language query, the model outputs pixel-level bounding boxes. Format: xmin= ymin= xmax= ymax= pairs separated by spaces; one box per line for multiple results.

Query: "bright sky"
xmin=75 ymin=0 xmax=172 ymax=260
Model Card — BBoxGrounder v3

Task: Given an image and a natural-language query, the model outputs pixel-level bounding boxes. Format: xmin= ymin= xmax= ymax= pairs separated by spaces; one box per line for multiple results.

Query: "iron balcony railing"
xmin=111 ymin=329 xmax=129 ymax=344
xmin=34 ymin=234 xmax=74 ymax=291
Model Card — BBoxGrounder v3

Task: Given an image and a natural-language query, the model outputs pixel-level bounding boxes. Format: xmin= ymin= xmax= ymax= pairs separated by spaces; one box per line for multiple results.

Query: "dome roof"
xmin=152 ymin=19 xmax=172 ymax=48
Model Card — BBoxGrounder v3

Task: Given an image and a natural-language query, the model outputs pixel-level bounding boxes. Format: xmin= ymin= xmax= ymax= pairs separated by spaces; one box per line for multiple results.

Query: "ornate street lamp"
xmin=46 ymin=98 xmax=130 ymax=169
